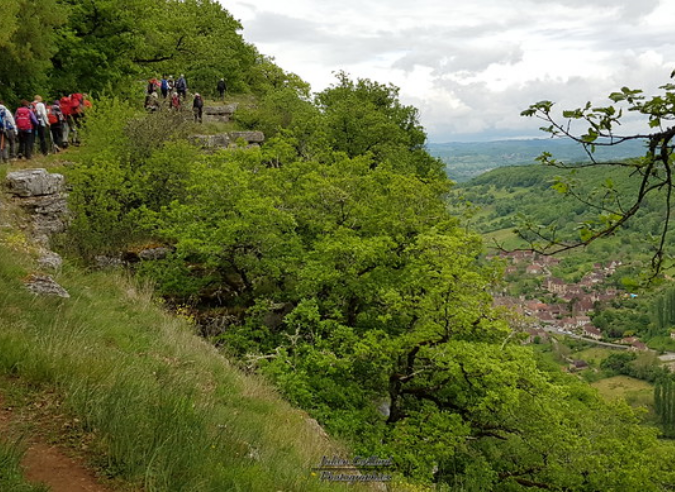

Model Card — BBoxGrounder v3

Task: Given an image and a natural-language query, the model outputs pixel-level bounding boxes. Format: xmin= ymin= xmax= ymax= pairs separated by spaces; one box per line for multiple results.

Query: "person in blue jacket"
xmin=0 ymin=102 xmax=17 ymax=162
xmin=176 ymin=74 xmax=188 ymax=99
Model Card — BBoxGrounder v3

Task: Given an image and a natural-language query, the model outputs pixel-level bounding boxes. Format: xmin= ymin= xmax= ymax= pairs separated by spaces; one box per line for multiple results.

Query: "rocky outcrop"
xmin=4 ymin=169 xmax=70 ymax=298
xmin=189 ymin=133 xmax=231 ymax=149
xmin=5 ymin=169 xmax=69 ymax=247
xmin=203 ymin=104 xmax=238 ymax=123
xmin=190 ymin=131 xmax=265 ymax=152
xmin=24 ymin=273 xmax=70 ymax=298
xmin=94 ymin=255 xmax=125 ymax=269
xmin=229 ymin=131 xmax=265 ymax=144
xmin=6 ymin=168 xmax=65 ymax=197
xmin=138 ymin=247 xmax=171 ymax=261
xmin=38 ymin=251 xmax=63 ymax=271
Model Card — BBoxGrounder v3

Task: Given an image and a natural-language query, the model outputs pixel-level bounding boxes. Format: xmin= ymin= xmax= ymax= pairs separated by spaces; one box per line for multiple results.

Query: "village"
xmin=490 ymin=250 xmax=657 ymax=353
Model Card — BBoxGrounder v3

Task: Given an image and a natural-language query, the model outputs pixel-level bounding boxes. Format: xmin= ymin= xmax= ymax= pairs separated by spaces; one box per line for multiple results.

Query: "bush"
xmin=64 ymin=100 xmax=198 ymax=257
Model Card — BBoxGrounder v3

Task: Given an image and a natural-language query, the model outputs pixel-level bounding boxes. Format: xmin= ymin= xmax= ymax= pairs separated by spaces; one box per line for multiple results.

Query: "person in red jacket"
xmin=14 ymin=100 xmax=39 ymax=159
xmin=70 ymin=93 xmax=84 ymax=145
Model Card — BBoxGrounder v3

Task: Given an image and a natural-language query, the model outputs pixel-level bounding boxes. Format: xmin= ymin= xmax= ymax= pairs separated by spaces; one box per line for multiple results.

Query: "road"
xmin=543 ymin=326 xmax=675 ymax=360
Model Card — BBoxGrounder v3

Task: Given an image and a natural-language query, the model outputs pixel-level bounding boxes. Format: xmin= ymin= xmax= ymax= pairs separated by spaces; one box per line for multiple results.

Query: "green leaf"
xmin=609 ymin=92 xmax=625 ymax=103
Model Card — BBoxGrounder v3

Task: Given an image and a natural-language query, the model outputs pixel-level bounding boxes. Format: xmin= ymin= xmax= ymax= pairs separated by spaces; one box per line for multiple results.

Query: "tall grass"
xmin=0 ymin=244 xmax=364 ymax=491
xmin=0 ymin=438 xmax=49 ymax=492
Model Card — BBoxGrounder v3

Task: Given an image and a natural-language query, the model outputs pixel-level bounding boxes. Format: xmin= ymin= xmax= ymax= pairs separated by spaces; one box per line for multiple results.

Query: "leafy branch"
xmin=517 ymin=78 xmax=675 ymax=275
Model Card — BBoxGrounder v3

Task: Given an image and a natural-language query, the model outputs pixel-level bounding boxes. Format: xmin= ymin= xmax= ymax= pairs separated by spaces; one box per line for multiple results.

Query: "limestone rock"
xmin=94 ymin=255 xmax=125 ymax=269
xmin=138 ymin=247 xmax=171 ymax=260
xmin=203 ymin=104 xmax=238 ymax=123
xmin=229 ymin=131 xmax=265 ymax=144
xmin=38 ymin=251 xmax=63 ymax=270
xmin=15 ymin=194 xmax=69 ymax=246
xmin=6 ymin=169 xmax=65 ymax=197
xmin=24 ymin=274 xmax=70 ymax=298
xmin=305 ymin=417 xmax=330 ymax=441
xmin=190 ymin=133 xmax=231 ymax=150
xmin=204 ymin=104 xmax=238 ymax=115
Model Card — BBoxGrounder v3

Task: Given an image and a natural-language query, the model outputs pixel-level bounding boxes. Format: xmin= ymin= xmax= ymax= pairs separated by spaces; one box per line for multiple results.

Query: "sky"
xmin=221 ymin=0 xmax=675 ymax=143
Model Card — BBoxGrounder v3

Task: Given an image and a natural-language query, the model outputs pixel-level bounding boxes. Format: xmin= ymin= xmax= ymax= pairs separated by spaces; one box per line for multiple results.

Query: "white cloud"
xmin=223 ymin=0 xmax=675 ymax=142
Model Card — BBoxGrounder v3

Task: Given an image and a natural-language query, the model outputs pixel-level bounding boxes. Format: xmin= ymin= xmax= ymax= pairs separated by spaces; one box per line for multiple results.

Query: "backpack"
xmin=0 ymin=109 xmax=5 ymax=131
xmin=60 ymin=97 xmax=72 ymax=116
xmin=161 ymin=79 xmax=169 ymax=90
xmin=71 ymin=93 xmax=84 ymax=114
xmin=47 ymin=105 xmax=61 ymax=125
xmin=15 ymin=107 xmax=33 ymax=131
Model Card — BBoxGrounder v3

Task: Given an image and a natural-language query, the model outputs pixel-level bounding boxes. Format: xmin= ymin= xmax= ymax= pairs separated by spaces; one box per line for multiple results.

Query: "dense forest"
xmin=4 ymin=1 xmax=675 ymax=490
xmin=0 ymin=0 xmax=306 ymax=104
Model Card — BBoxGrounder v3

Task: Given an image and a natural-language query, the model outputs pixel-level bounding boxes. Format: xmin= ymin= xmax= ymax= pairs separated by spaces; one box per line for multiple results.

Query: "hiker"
xmin=47 ymin=100 xmax=65 ymax=151
xmin=0 ymin=102 xmax=17 ymax=161
xmin=0 ymin=101 xmax=17 ymax=162
xmin=170 ymin=91 xmax=181 ymax=111
xmin=175 ymin=74 xmax=187 ymax=99
xmin=192 ymin=93 xmax=204 ymax=123
xmin=15 ymin=100 xmax=39 ymax=160
xmin=70 ymin=93 xmax=84 ymax=145
xmin=147 ymin=77 xmax=160 ymax=95
xmin=217 ymin=78 xmax=226 ymax=100
xmin=32 ymin=95 xmax=50 ymax=155
xmin=59 ymin=94 xmax=72 ymax=148
xmin=160 ymin=76 xmax=169 ymax=99
xmin=145 ymin=90 xmax=160 ymax=112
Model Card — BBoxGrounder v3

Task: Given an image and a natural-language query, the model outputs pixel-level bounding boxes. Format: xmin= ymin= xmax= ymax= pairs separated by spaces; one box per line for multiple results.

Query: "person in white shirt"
xmin=32 ymin=95 xmax=50 ymax=155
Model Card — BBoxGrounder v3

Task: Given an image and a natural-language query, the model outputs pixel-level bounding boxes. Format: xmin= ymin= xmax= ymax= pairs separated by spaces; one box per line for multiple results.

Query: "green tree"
xmin=64 ymin=59 xmax=675 ymax=490
xmin=65 ymin=99 xmax=198 ymax=256
xmin=316 ymin=72 xmax=444 ymax=178
xmin=52 ymin=0 xmax=258 ymax=96
xmin=655 ymin=377 xmax=675 ymax=437
xmin=652 ymin=286 xmax=675 ymax=332
xmin=0 ymin=0 xmax=66 ymax=102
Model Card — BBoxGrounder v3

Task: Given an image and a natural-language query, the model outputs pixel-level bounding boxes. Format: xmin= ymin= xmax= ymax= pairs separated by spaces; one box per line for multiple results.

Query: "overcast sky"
xmin=221 ymin=0 xmax=675 ymax=143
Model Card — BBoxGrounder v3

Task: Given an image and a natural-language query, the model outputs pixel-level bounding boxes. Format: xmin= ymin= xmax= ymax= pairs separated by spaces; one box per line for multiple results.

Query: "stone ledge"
xmin=6 ymin=169 xmax=64 ymax=197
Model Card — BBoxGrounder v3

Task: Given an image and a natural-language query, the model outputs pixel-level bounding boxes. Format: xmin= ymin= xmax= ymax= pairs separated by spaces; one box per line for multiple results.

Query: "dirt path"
xmin=0 ymin=395 xmax=113 ymax=492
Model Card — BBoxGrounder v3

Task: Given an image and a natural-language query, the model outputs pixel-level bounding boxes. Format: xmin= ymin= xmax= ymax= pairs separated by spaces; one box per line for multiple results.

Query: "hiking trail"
xmin=0 ymin=394 xmax=114 ymax=492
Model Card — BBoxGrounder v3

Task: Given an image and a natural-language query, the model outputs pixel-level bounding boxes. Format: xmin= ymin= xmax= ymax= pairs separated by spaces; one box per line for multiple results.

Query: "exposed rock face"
xmin=190 ymin=131 xmax=265 ymax=151
xmin=24 ymin=274 xmax=70 ymax=298
xmin=202 ymin=104 xmax=238 ymax=123
xmin=6 ymin=169 xmax=65 ymax=197
xmin=4 ymin=169 xmax=69 ymax=247
xmin=229 ymin=131 xmax=265 ymax=144
xmin=19 ymin=195 xmax=69 ymax=245
xmin=190 ymin=133 xmax=231 ymax=149
xmin=94 ymin=255 xmax=125 ymax=269
xmin=138 ymin=247 xmax=171 ymax=261
xmin=305 ymin=417 xmax=330 ymax=441
xmin=38 ymin=251 xmax=63 ymax=271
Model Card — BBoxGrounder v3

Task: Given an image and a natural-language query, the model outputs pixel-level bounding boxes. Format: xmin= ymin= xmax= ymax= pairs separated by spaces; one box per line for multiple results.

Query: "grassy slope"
xmin=591 ymin=375 xmax=654 ymax=404
xmin=0 ymin=234 xmax=367 ymax=491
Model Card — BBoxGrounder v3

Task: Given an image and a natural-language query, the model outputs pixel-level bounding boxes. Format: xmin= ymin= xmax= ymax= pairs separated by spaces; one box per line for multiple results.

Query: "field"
xmin=591 ymin=376 xmax=654 ymax=409
xmin=573 ymin=347 xmax=616 ymax=366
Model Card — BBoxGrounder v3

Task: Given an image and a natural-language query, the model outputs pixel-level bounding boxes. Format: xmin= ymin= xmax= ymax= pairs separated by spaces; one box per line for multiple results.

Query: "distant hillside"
xmin=456 ymin=163 xmax=670 ymax=275
xmin=428 ymin=138 xmax=647 ymax=182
